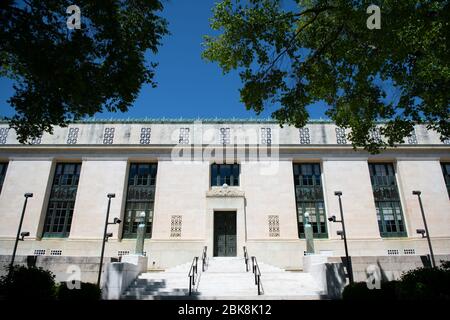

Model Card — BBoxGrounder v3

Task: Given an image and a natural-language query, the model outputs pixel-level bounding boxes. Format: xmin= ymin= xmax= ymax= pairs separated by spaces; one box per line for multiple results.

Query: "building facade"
xmin=0 ymin=120 xmax=449 ymax=272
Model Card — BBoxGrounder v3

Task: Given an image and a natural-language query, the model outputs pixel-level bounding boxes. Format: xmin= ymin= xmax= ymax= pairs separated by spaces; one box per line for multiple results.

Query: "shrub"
xmin=57 ymin=282 xmax=101 ymax=300
xmin=396 ymin=262 xmax=450 ymax=300
xmin=0 ymin=265 xmax=57 ymax=300
xmin=342 ymin=261 xmax=450 ymax=300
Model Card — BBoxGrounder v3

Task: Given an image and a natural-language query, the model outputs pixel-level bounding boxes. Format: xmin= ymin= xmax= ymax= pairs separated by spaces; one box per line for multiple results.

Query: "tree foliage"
xmin=0 ymin=0 xmax=168 ymax=143
xmin=203 ymin=0 xmax=450 ymax=153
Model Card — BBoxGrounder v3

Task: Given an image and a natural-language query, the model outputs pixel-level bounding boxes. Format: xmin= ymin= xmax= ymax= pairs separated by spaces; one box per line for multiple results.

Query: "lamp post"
xmin=97 ymin=193 xmax=121 ymax=287
xmin=328 ymin=191 xmax=354 ymax=284
xmin=10 ymin=193 xmax=33 ymax=271
xmin=412 ymin=191 xmax=436 ymax=268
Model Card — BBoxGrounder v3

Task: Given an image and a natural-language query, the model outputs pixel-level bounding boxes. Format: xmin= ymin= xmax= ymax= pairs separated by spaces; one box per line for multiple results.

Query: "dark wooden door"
xmin=213 ymin=212 xmax=237 ymax=257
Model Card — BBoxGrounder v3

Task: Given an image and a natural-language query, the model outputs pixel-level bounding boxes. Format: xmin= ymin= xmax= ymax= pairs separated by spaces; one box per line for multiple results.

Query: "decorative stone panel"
xmin=0 ymin=127 xmax=9 ymax=144
xmin=407 ymin=129 xmax=418 ymax=144
xmin=299 ymin=128 xmax=310 ymax=144
xmin=268 ymin=215 xmax=280 ymax=237
xmin=335 ymin=127 xmax=347 ymax=144
xmin=67 ymin=128 xmax=79 ymax=144
xmin=103 ymin=127 xmax=115 ymax=144
xmin=179 ymin=128 xmax=190 ymax=144
xmin=140 ymin=127 xmax=151 ymax=145
xmin=170 ymin=215 xmax=182 ymax=237
xmin=261 ymin=128 xmax=272 ymax=145
xmin=220 ymin=127 xmax=231 ymax=145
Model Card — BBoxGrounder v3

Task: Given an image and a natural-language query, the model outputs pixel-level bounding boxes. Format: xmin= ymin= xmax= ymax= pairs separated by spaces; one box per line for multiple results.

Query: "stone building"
xmin=0 ymin=120 xmax=449 ymax=283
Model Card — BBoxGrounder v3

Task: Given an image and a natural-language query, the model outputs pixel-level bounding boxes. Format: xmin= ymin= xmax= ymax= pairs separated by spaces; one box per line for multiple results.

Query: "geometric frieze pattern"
xmin=220 ymin=127 xmax=231 ymax=145
xmin=261 ymin=127 xmax=272 ymax=145
xmin=140 ymin=127 xmax=152 ymax=145
xmin=103 ymin=127 xmax=115 ymax=145
xmin=407 ymin=129 xmax=418 ymax=144
xmin=179 ymin=128 xmax=190 ymax=144
xmin=370 ymin=127 xmax=382 ymax=143
xmin=67 ymin=127 xmax=79 ymax=144
xmin=0 ymin=127 xmax=9 ymax=144
xmin=335 ymin=127 xmax=347 ymax=144
xmin=299 ymin=127 xmax=311 ymax=144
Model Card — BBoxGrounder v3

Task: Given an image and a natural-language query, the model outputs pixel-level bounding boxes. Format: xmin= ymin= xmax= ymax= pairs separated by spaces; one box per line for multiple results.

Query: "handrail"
xmin=188 ymin=256 xmax=199 ymax=296
xmin=202 ymin=246 xmax=208 ymax=272
xmin=251 ymin=256 xmax=263 ymax=295
xmin=243 ymin=246 xmax=249 ymax=272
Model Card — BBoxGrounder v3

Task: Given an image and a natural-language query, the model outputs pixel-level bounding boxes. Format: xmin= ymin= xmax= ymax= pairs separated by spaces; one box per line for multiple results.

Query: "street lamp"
xmin=97 ymin=193 xmax=121 ymax=287
xmin=328 ymin=191 xmax=354 ymax=284
xmin=412 ymin=190 xmax=436 ymax=268
xmin=10 ymin=193 xmax=33 ymax=271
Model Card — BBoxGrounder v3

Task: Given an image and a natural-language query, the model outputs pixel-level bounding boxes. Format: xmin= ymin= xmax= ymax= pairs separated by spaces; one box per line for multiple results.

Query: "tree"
xmin=0 ymin=0 xmax=168 ymax=143
xmin=203 ymin=0 xmax=450 ymax=153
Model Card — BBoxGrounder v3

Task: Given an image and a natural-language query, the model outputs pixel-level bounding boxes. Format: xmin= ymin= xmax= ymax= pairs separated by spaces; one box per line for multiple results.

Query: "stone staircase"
xmin=121 ymin=257 xmax=326 ymax=300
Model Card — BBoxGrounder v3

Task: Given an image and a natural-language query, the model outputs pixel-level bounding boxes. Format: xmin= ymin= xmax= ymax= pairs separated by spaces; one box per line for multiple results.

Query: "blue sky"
xmin=0 ymin=0 xmax=328 ymax=120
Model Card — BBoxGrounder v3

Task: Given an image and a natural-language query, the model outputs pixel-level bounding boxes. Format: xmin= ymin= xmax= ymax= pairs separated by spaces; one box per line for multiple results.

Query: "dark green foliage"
xmin=396 ymin=262 xmax=450 ymax=300
xmin=0 ymin=265 xmax=57 ymax=300
xmin=57 ymin=282 xmax=101 ymax=300
xmin=203 ymin=0 xmax=450 ymax=153
xmin=343 ymin=261 xmax=450 ymax=300
xmin=0 ymin=0 xmax=168 ymax=143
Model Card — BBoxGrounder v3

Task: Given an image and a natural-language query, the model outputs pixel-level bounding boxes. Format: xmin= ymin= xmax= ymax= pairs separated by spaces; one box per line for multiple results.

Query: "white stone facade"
xmin=0 ymin=120 xmax=449 ymax=270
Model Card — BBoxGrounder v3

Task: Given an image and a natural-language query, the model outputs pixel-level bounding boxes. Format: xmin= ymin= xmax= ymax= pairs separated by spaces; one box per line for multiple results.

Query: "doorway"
xmin=213 ymin=211 xmax=237 ymax=257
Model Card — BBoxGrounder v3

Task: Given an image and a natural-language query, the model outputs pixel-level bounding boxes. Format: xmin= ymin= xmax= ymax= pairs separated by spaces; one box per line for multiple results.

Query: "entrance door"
xmin=213 ymin=211 xmax=237 ymax=257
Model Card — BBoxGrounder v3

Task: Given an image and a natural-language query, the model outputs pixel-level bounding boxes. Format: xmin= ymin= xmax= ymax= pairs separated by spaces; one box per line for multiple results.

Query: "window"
xmin=293 ymin=164 xmax=327 ymax=238
xmin=211 ymin=163 xmax=240 ymax=187
xmin=122 ymin=163 xmax=157 ymax=238
xmin=369 ymin=163 xmax=406 ymax=237
xmin=0 ymin=162 xmax=8 ymax=194
xmin=43 ymin=163 xmax=81 ymax=237
xmin=442 ymin=163 xmax=450 ymax=198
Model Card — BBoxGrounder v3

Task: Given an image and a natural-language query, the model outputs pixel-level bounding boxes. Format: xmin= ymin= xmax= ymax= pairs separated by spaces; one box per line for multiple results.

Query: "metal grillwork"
xmin=43 ymin=163 xmax=81 ymax=237
xmin=0 ymin=162 xmax=7 ymax=194
xmin=140 ymin=127 xmax=152 ymax=144
xmin=0 ymin=127 xmax=9 ymax=144
xmin=103 ymin=127 xmax=115 ymax=144
xmin=179 ymin=128 xmax=190 ymax=144
xmin=299 ymin=128 xmax=311 ymax=144
xmin=122 ymin=163 xmax=157 ymax=238
xmin=369 ymin=163 xmax=407 ymax=237
xmin=261 ymin=128 xmax=272 ymax=145
xmin=441 ymin=163 xmax=450 ymax=198
xmin=211 ymin=163 xmax=240 ymax=186
xmin=293 ymin=163 xmax=327 ymax=238
xmin=220 ymin=127 xmax=231 ymax=145
xmin=335 ymin=127 xmax=347 ymax=144
xmin=67 ymin=128 xmax=79 ymax=144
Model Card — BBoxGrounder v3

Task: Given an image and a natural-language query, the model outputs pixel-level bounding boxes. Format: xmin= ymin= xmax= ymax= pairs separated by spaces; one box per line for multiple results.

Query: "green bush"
xmin=343 ymin=261 xmax=450 ymax=300
xmin=396 ymin=262 xmax=450 ymax=300
xmin=0 ymin=265 xmax=57 ymax=300
xmin=57 ymin=282 xmax=101 ymax=300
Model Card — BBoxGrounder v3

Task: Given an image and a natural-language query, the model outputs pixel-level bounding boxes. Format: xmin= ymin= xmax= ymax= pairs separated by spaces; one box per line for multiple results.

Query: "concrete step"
xmin=121 ymin=257 xmax=326 ymax=300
